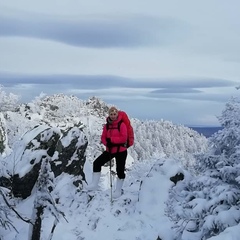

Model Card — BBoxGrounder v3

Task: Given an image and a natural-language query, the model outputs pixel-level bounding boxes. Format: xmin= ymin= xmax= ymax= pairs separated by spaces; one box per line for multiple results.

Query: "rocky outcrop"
xmin=0 ymin=124 xmax=88 ymax=199
xmin=170 ymin=172 xmax=184 ymax=185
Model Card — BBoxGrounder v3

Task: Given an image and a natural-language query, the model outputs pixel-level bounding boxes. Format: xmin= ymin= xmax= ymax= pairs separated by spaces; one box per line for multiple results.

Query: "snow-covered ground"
xmin=5 ymin=156 xmax=180 ymax=240
xmin=2 ymin=154 xmax=240 ymax=240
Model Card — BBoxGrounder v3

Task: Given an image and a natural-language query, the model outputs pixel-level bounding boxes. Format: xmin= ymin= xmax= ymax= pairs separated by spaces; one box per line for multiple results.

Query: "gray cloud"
xmin=151 ymin=88 xmax=202 ymax=94
xmin=0 ymin=13 xmax=187 ymax=48
xmin=148 ymin=91 xmax=230 ymax=103
xmin=0 ymin=73 xmax=131 ymax=88
xmin=0 ymin=72 xmax=238 ymax=105
xmin=0 ymin=72 xmax=237 ymax=89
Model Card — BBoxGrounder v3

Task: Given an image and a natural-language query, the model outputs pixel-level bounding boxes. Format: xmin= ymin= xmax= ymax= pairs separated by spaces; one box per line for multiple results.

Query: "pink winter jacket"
xmin=101 ymin=115 xmax=128 ymax=154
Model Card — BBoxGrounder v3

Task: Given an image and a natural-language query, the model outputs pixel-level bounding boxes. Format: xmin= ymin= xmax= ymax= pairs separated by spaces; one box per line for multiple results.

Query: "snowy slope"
xmin=5 ymin=157 xmax=180 ymax=240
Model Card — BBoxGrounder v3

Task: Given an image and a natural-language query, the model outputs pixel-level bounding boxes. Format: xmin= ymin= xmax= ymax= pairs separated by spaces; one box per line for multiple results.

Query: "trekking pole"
xmin=109 ymin=148 xmax=113 ymax=205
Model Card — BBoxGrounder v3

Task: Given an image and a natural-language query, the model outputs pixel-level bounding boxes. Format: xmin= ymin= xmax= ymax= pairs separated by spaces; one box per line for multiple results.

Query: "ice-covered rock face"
xmin=1 ymin=124 xmax=88 ymax=199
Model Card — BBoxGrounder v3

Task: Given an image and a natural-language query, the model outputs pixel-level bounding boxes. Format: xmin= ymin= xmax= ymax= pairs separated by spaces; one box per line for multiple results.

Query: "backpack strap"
xmin=106 ymin=120 xmax=123 ymax=132
xmin=117 ymin=120 xmax=123 ymax=131
xmin=116 ymin=120 xmax=123 ymax=152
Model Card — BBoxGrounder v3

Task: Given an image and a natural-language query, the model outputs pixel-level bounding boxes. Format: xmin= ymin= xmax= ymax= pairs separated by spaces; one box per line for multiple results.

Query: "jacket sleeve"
xmin=101 ymin=125 xmax=107 ymax=146
xmin=111 ymin=122 xmax=127 ymax=144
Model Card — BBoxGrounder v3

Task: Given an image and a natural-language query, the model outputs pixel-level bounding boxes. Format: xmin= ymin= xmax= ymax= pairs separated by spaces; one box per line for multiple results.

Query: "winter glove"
xmin=106 ymin=138 xmax=112 ymax=148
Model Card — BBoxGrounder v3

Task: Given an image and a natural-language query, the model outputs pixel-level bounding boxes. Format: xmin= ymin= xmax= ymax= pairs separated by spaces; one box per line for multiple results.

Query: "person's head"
xmin=108 ymin=106 xmax=118 ymax=121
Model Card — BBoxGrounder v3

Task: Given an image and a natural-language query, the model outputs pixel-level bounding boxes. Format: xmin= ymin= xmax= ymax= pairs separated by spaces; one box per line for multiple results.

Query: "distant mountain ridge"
xmin=189 ymin=126 xmax=223 ymax=138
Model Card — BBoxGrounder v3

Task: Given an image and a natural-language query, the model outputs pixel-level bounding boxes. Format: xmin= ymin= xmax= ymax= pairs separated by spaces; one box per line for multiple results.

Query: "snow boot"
xmin=86 ymin=172 xmax=101 ymax=191
xmin=113 ymin=178 xmax=124 ymax=199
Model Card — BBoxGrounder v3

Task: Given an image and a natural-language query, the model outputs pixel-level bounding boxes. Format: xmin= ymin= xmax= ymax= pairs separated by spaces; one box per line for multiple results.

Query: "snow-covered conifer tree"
xmin=0 ymin=85 xmax=20 ymax=112
xmin=166 ymin=97 xmax=240 ymax=240
xmin=29 ymin=157 xmax=65 ymax=240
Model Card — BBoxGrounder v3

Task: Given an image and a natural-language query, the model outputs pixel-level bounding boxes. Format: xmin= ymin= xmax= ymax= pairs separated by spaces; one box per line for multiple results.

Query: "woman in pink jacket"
xmin=86 ymin=107 xmax=128 ymax=198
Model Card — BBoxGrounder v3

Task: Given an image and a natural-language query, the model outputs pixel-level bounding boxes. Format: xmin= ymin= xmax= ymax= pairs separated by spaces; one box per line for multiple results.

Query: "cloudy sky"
xmin=1 ymin=0 xmax=240 ymax=126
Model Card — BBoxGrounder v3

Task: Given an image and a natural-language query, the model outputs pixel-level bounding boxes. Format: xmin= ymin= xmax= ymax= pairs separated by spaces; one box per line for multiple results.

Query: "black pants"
xmin=93 ymin=150 xmax=127 ymax=179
